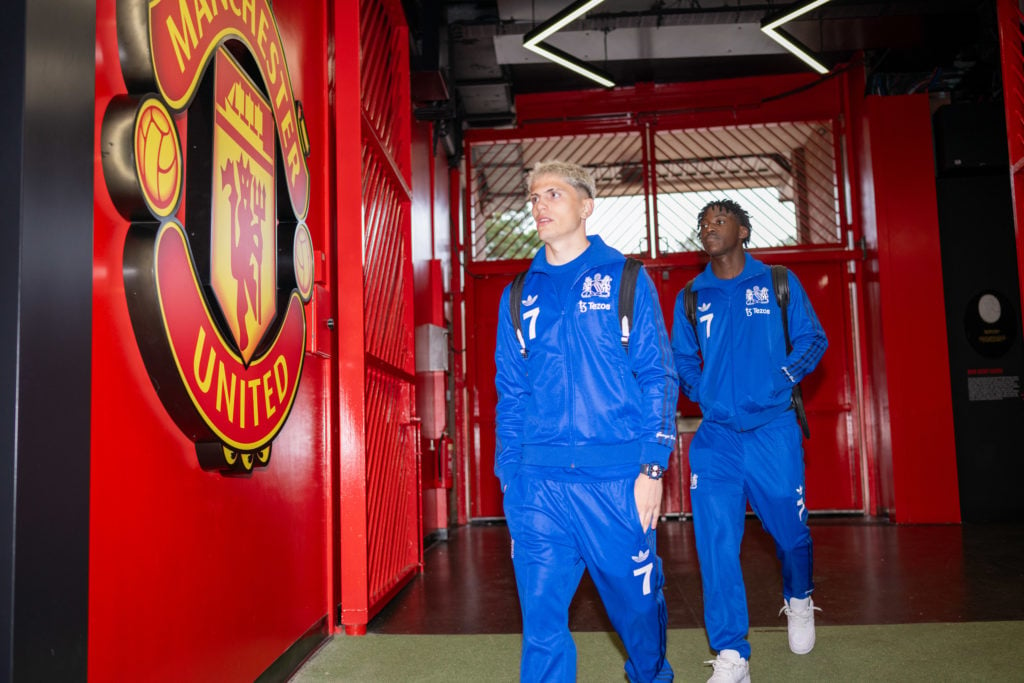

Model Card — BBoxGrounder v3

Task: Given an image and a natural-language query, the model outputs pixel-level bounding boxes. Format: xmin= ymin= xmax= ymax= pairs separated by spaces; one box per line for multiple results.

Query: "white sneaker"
xmin=704 ymin=649 xmax=751 ymax=683
xmin=780 ymin=596 xmax=820 ymax=654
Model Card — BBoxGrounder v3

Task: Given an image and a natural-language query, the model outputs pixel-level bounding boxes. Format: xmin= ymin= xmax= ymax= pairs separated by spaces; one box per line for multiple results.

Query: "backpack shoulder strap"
xmin=509 ymin=270 xmax=528 ymax=358
xmin=771 ymin=264 xmax=789 ymax=308
xmin=683 ymin=278 xmax=697 ymax=329
xmin=771 ymin=265 xmax=790 ymax=349
xmin=618 ymin=257 xmax=643 ymax=352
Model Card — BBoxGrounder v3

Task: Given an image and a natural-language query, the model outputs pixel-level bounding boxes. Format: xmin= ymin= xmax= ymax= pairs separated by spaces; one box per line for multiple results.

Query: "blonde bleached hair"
xmin=526 ymin=160 xmax=597 ymax=199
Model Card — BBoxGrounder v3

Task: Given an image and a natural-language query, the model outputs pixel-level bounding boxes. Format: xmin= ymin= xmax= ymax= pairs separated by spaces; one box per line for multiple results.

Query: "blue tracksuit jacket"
xmin=493 ymin=236 xmax=678 ymax=488
xmin=671 ymin=253 xmax=827 ymax=431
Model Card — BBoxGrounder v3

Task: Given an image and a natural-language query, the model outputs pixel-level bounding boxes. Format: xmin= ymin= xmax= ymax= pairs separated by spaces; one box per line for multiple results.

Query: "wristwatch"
xmin=639 ymin=463 xmax=666 ymax=480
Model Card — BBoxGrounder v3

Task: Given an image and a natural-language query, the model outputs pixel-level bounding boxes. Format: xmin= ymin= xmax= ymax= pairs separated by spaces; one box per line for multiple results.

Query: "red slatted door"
xmin=360 ymin=0 xmax=422 ymax=619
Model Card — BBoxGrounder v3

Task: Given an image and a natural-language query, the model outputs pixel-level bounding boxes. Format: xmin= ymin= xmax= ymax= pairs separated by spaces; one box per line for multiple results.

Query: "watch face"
xmin=642 ymin=463 xmax=664 ymax=479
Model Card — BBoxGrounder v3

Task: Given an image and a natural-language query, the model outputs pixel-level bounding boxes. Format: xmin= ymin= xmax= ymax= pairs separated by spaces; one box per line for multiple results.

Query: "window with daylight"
xmin=469 ymin=132 xmax=648 ymax=261
xmin=654 ymin=121 xmax=842 ymax=254
xmin=467 ymin=121 xmax=841 ymax=263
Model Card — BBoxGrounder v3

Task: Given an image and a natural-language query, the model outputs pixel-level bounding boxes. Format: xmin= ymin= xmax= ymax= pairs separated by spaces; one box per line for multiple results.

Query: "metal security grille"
xmin=364 ymin=364 xmax=419 ymax=607
xmin=469 ymin=131 xmax=648 ymax=260
xmin=360 ymin=0 xmax=420 ymax=617
xmin=467 ymin=121 xmax=840 ymax=262
xmin=361 ymin=0 xmax=408 ymax=166
xmin=362 ymin=149 xmax=411 ymax=368
xmin=655 ymin=121 xmax=840 ymax=253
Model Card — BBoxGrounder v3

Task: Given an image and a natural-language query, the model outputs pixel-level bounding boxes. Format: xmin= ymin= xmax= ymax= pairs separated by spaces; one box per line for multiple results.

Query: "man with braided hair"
xmin=671 ymin=199 xmax=827 ymax=682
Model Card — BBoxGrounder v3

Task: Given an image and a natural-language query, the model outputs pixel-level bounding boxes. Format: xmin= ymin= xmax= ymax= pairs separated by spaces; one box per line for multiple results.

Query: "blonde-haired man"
xmin=495 ymin=160 xmax=678 ymax=682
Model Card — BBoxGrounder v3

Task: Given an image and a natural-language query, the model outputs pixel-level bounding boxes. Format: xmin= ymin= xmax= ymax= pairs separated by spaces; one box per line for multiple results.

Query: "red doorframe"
xmin=458 ymin=73 xmax=866 ymax=520
xmin=857 ymin=95 xmax=960 ymax=523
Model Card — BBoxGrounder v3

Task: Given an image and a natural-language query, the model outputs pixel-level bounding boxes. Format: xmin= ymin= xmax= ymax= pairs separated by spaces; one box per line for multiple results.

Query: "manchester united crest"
xmin=101 ymin=0 xmax=315 ymax=473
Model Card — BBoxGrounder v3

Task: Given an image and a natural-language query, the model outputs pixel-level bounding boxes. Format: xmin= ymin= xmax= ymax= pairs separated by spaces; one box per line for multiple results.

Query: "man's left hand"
xmin=634 ymin=474 xmax=664 ymax=532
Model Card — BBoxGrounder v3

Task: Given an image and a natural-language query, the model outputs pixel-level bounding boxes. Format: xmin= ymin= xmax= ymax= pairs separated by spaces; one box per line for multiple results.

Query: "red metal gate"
xmin=361 ymin=0 xmax=421 ymax=616
xmin=338 ymin=0 xmax=421 ymax=631
xmin=461 ymin=75 xmax=865 ymax=519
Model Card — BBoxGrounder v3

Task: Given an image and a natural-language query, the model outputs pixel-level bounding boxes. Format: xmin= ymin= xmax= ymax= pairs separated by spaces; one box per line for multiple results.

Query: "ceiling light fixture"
xmin=761 ymin=0 xmax=832 ymax=75
xmin=523 ymin=41 xmax=615 ymax=89
xmin=523 ymin=0 xmax=615 ymax=89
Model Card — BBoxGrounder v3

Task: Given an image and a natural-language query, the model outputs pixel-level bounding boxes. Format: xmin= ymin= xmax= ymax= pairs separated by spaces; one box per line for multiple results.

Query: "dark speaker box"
xmin=933 ymin=102 xmax=1008 ymax=174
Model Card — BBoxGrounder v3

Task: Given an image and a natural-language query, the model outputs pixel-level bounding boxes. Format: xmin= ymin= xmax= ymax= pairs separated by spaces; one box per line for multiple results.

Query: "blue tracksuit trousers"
xmin=503 ymin=470 xmax=673 ymax=682
xmin=688 ymin=411 xmax=814 ymax=660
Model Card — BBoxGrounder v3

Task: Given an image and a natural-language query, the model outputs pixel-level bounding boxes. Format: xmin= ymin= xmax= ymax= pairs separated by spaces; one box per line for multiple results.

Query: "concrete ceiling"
xmin=406 ymin=0 xmax=998 ymax=158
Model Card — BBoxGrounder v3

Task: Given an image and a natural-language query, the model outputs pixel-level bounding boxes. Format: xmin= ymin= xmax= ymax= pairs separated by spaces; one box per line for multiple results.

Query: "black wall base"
xmin=934 ymin=102 xmax=1024 ymax=522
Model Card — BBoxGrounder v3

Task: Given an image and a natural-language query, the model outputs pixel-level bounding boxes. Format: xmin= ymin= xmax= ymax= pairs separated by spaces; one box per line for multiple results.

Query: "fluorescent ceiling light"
xmin=522 ymin=0 xmax=614 ymax=89
xmin=523 ymin=41 xmax=615 ymax=89
xmin=523 ymin=0 xmax=607 ymax=47
xmin=761 ymin=27 xmax=829 ymax=75
xmin=761 ymin=0 xmax=832 ymax=75
xmin=762 ymin=0 xmax=833 ymax=31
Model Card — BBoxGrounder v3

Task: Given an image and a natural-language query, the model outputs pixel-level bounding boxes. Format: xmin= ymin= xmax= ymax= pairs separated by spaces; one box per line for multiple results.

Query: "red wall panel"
xmin=90 ymin=1 xmax=332 ymax=680
xmin=468 ymin=273 xmax=508 ymax=519
xmin=862 ymin=95 xmax=961 ymax=523
xmin=411 ymin=121 xmax=454 ymax=533
xmin=333 ymin=0 xmax=370 ymax=634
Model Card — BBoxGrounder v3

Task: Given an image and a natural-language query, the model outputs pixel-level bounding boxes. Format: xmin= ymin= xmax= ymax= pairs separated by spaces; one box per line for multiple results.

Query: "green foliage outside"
xmin=478 ymin=206 xmax=540 ymax=261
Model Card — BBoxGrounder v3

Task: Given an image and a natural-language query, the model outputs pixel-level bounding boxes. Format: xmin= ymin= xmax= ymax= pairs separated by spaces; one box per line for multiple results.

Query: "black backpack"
xmin=683 ymin=265 xmax=811 ymax=439
xmin=509 ymin=257 xmax=644 ymax=359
